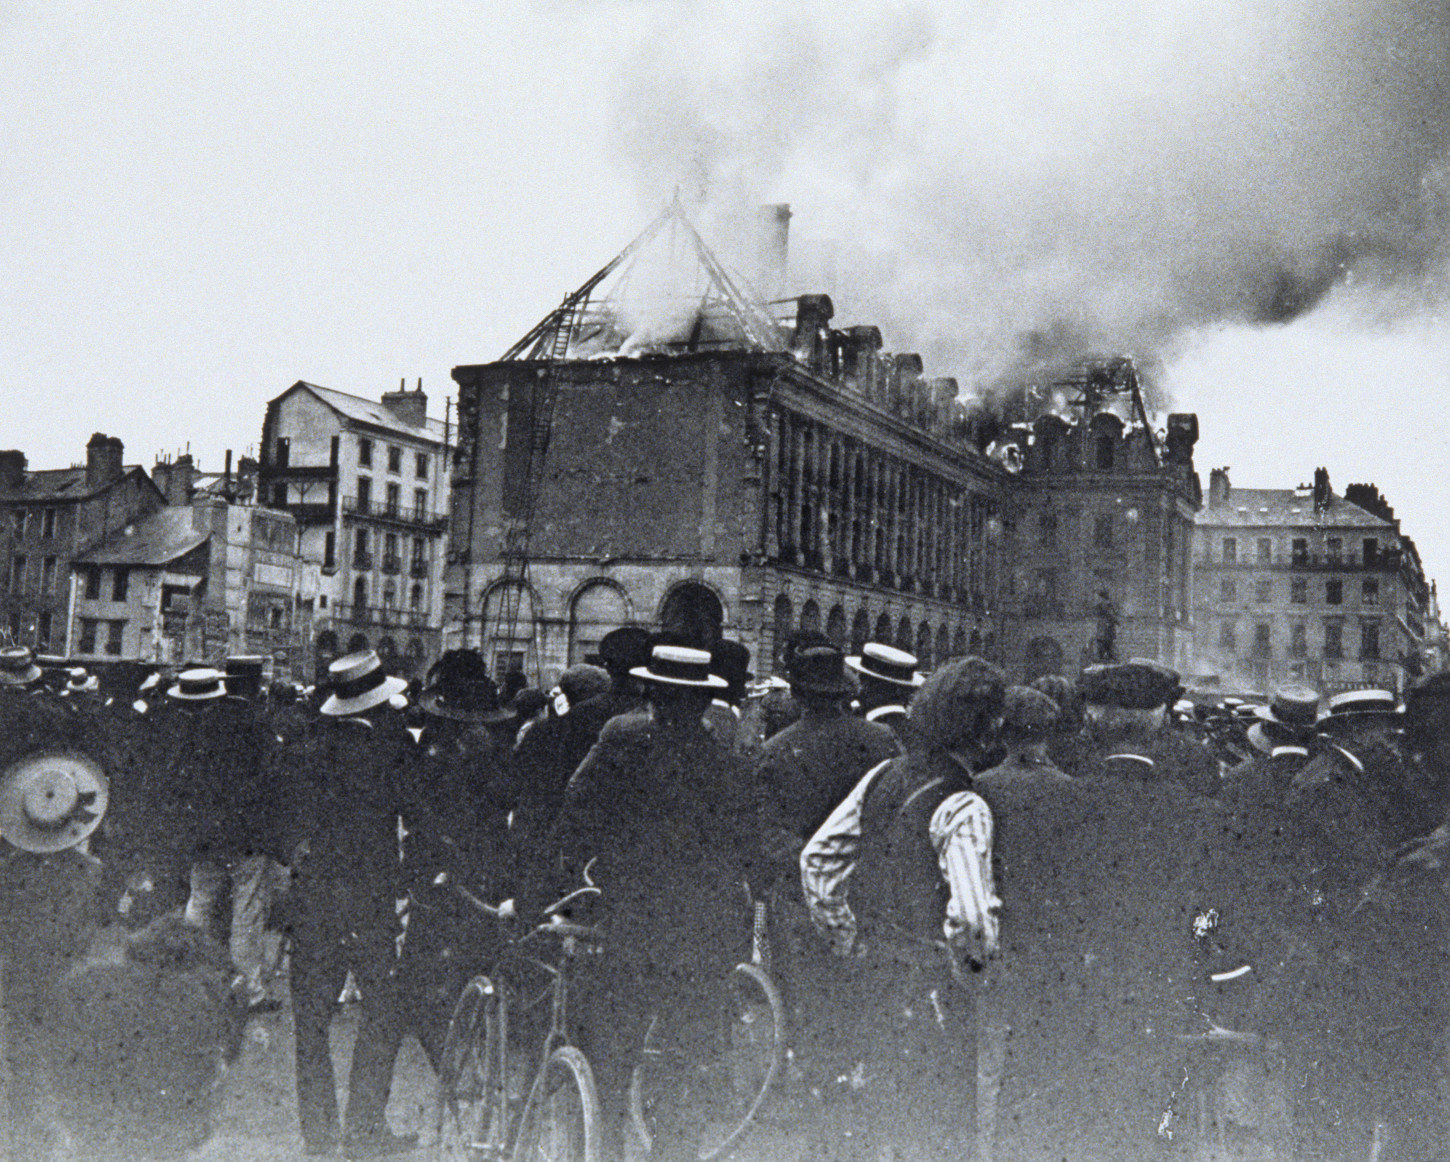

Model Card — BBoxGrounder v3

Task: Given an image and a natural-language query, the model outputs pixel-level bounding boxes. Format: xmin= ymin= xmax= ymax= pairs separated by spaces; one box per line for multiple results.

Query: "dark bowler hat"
xmin=225 ymin=655 xmax=266 ymax=700
xmin=167 ymin=667 xmax=228 ymax=701
xmin=846 ymin=642 xmax=924 ymax=689
xmin=596 ymin=627 xmax=654 ymax=675
xmin=1080 ymin=661 xmax=1180 ymax=710
xmin=786 ymin=643 xmax=856 ymax=697
xmin=0 ymin=646 xmax=43 ymax=687
xmin=710 ymin=641 xmax=754 ymax=690
xmin=320 ymin=651 xmax=408 ymax=717
xmin=1255 ymin=685 xmax=1321 ymax=729
xmin=631 ymin=645 xmax=728 ymax=689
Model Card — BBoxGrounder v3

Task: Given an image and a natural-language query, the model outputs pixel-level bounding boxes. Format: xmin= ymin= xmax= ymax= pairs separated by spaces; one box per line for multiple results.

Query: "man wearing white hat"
xmin=0 ymin=751 xmax=109 ymax=1158
xmin=278 ymin=650 xmax=418 ymax=1159
xmin=846 ymin=642 xmax=924 ymax=740
xmin=545 ymin=643 xmax=761 ymax=1162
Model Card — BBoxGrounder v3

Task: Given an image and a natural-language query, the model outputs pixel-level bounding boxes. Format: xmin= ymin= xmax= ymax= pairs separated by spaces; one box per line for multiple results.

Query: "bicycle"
xmin=627 ymin=900 xmax=786 ymax=1162
xmin=434 ymin=883 xmax=603 ymax=1162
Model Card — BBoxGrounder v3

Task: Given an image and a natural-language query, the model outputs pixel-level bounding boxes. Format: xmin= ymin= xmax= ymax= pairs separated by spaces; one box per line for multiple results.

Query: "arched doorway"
xmin=916 ymin=621 xmax=933 ymax=669
xmin=800 ymin=600 xmax=821 ymax=636
xmin=570 ymin=581 xmax=629 ymax=665
xmin=825 ymin=605 xmax=847 ymax=648
xmin=659 ymin=581 xmax=724 ymax=649
xmin=482 ymin=581 xmax=537 ymax=683
xmin=874 ymin=612 xmax=893 ymax=645
xmin=851 ymin=609 xmax=870 ymax=655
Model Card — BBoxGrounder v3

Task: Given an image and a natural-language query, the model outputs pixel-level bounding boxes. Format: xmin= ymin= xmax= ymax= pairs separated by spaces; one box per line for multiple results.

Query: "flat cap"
xmin=1001 ymin=686 xmax=1059 ymax=734
xmin=1080 ymin=661 xmax=1180 ymax=710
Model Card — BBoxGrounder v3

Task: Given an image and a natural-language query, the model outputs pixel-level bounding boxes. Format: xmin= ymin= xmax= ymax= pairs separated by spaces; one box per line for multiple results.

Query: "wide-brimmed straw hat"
xmin=63 ymin=667 xmax=99 ymax=695
xmin=630 ymin=645 xmax=728 ymax=689
xmin=320 ymin=650 xmax=408 ymax=717
xmin=846 ymin=643 xmax=924 ymax=689
xmin=0 ymin=751 xmax=109 ymax=853
xmin=0 ymin=646 xmax=43 ymax=687
xmin=167 ymin=667 xmax=228 ymax=701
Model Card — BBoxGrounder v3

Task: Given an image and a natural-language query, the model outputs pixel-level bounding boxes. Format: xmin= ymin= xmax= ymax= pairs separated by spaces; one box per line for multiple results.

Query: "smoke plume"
xmin=606 ymin=0 xmax=1450 ymax=406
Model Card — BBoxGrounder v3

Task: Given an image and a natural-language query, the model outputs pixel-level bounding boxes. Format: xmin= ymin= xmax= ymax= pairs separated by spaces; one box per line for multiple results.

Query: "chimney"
xmin=86 ymin=433 xmax=124 ymax=491
xmin=752 ymin=203 xmax=791 ymax=300
xmin=151 ymin=453 xmax=195 ymax=506
xmin=1313 ymin=466 xmax=1332 ymax=512
xmin=791 ymin=294 xmax=835 ymax=374
xmin=1208 ymin=467 xmax=1231 ymax=507
xmin=381 ymin=380 xmax=428 ymax=429
xmin=0 ymin=450 xmax=26 ymax=492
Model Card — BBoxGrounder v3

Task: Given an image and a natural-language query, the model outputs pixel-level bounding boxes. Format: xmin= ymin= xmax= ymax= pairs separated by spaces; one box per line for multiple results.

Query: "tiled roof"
xmin=75 ymin=508 xmax=209 ymax=567
xmin=1198 ymin=488 xmax=1395 ymax=530
xmin=300 ymin=383 xmax=449 ymax=443
xmin=0 ymin=465 xmax=150 ymax=502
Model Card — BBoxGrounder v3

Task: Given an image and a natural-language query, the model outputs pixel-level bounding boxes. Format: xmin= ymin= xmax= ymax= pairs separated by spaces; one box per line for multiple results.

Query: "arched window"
xmin=569 ymin=581 xmax=628 ymax=666
xmin=825 ymin=605 xmax=846 ymax=647
xmin=659 ymin=582 xmax=724 ymax=649
xmin=315 ymin=630 xmax=338 ymax=656
xmin=953 ymin=626 xmax=968 ymax=657
xmin=874 ymin=612 xmax=893 ymax=644
xmin=346 ymin=633 xmax=369 ymax=654
xmin=917 ymin=621 xmax=933 ymax=669
xmin=851 ymin=609 xmax=870 ymax=655
xmin=483 ymin=581 xmax=536 ymax=681
xmin=897 ymin=615 xmax=913 ymax=654
xmin=382 ymin=581 xmax=397 ymax=609
xmin=376 ymin=637 xmax=397 ymax=665
xmin=352 ymin=576 xmax=367 ymax=611
xmin=773 ymin=595 xmax=793 ymax=667
xmin=800 ymin=600 xmax=821 ymax=635
xmin=935 ymin=624 xmax=950 ymax=666
xmin=410 ymin=583 xmax=424 ymax=611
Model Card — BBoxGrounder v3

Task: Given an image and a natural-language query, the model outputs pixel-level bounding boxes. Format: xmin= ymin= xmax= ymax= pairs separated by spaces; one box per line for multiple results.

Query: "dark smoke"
xmin=606 ymin=0 xmax=1450 ymax=411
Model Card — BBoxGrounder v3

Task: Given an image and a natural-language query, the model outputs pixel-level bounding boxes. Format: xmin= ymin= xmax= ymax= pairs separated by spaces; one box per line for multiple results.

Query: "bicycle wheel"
xmin=436 ymin=975 xmax=507 ymax=1162
xmin=512 ymin=1045 xmax=601 ymax=1162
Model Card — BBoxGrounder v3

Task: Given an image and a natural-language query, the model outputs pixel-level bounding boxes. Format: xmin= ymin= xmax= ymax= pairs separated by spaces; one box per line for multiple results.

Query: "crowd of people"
xmin=1 ymin=626 xmax=1448 ymax=1162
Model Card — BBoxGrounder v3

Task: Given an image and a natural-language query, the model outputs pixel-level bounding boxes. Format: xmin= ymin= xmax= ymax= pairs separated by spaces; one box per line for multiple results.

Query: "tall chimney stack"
xmin=0 ymin=450 xmax=26 ymax=492
xmin=1208 ymin=467 xmax=1231 ymax=507
xmin=381 ymin=384 xmax=428 ymax=429
xmin=752 ymin=203 xmax=791 ymax=300
xmin=86 ymin=434 xmax=124 ymax=492
xmin=1313 ymin=466 xmax=1332 ymax=512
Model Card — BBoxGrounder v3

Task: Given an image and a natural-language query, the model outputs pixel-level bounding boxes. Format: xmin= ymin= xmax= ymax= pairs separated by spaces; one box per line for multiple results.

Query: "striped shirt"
xmin=799 ymin=758 xmax=893 ymax=954
xmin=928 ymin=790 xmax=999 ymax=959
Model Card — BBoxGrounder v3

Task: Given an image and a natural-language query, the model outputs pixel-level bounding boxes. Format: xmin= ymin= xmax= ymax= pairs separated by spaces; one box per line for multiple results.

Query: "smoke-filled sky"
xmin=3 ymin=0 xmax=1449 ymax=580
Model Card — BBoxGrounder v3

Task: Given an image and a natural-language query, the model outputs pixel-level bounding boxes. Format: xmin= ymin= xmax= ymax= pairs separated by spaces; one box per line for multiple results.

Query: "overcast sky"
xmin=3 ymin=1 xmax=1448 ymax=583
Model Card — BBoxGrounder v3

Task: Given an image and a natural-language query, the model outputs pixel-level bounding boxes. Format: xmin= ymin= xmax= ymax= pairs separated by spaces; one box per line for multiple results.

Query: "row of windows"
xmin=1220 ymin=535 xmax=1382 ymax=566
xmin=1218 ymin=576 xmax=1380 ymax=606
xmin=76 ymin=566 xmax=129 ymax=602
xmin=355 ymin=477 xmax=431 ymax=517
xmin=8 ymin=554 xmax=61 ymax=597
xmin=351 ymin=530 xmax=429 ymax=574
xmin=771 ymin=593 xmax=971 ymax=670
xmin=5 ymin=610 xmax=54 ymax=651
xmin=10 ymin=509 xmax=59 ymax=539
xmin=350 ymin=577 xmax=427 ymax=612
xmin=1218 ymin=619 xmax=1381 ymax=660
xmin=76 ymin=618 xmax=125 ymax=656
xmin=357 ymin=438 xmax=429 ymax=480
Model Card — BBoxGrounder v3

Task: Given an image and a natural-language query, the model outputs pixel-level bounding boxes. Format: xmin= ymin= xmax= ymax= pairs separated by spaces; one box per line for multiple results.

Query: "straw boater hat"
xmin=0 ymin=751 xmax=109 ymax=853
xmin=846 ymin=643 xmax=925 ymax=689
xmin=1316 ymin=688 xmax=1403 ymax=735
xmin=320 ymin=650 xmax=408 ymax=717
xmin=0 ymin=646 xmax=43 ymax=687
xmin=63 ymin=667 xmax=99 ymax=695
xmin=630 ymin=644 xmax=729 ymax=688
xmin=167 ymin=667 xmax=228 ymax=701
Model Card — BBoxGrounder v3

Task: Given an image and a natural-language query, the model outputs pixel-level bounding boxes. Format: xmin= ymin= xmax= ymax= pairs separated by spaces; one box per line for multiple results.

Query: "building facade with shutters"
xmin=256 ymin=381 xmax=452 ymax=678
xmin=1191 ymin=467 xmax=1433 ymax=694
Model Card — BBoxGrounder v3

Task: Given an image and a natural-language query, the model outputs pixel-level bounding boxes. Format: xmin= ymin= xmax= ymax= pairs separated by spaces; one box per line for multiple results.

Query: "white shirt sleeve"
xmin=929 ymin=790 xmax=1000 ymax=961
xmin=800 ymin=759 xmax=893 ymax=955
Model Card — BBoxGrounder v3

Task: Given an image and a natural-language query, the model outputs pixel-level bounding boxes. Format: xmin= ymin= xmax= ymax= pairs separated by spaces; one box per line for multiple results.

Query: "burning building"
xmin=443 ymin=206 xmax=1202 ymax=684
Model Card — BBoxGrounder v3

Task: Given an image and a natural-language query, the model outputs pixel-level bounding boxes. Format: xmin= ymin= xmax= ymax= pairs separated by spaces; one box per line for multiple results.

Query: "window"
xmin=1218 ymin=621 xmax=1236 ymax=651
xmin=1361 ymin=621 xmax=1380 ymax=659
xmin=414 ymin=489 xmax=429 ymax=519
xmin=1362 ymin=578 xmax=1379 ymax=606
xmin=1363 ymin=538 xmax=1379 ymax=566
xmin=1254 ymin=579 xmax=1273 ymax=603
xmin=273 ymin=482 xmax=288 ymax=507
xmin=1291 ymin=537 xmax=1308 ymax=565
xmin=387 ymin=445 xmax=402 ymax=473
xmin=1291 ymin=576 xmax=1307 ymax=604
xmin=352 ymin=576 xmax=368 ymax=609
xmin=358 ymin=438 xmax=373 ymax=467
xmin=416 ymin=453 xmax=429 ymax=480
xmin=411 ymin=536 xmax=426 ymax=575
xmin=1326 ymin=537 xmax=1342 ymax=564
xmin=11 ymin=510 xmax=26 ymax=537
xmin=1094 ymin=514 xmax=1114 ymax=548
xmin=1256 ymin=537 xmax=1272 ymax=564
xmin=83 ymin=566 xmax=101 ymax=600
xmin=383 ymin=533 xmax=400 ymax=572
xmin=274 ymin=437 xmax=290 ymax=467
xmin=36 ymin=612 xmax=51 ymax=652
xmin=104 ymin=620 xmax=124 ymax=656
xmin=1219 ymin=577 xmax=1236 ymax=602
xmin=1252 ymin=623 xmax=1272 ymax=657
xmin=1290 ymin=622 xmax=1307 ymax=658
xmin=77 ymin=619 xmax=98 ymax=654
xmin=1324 ymin=622 xmax=1344 ymax=660
xmin=356 ymin=476 xmax=371 ymax=512
xmin=112 ymin=567 xmax=128 ymax=602
xmin=353 ymin=527 xmax=371 ymax=568
xmin=1221 ymin=537 xmax=1237 ymax=564
xmin=410 ymin=583 xmax=424 ymax=611
xmin=9 ymin=555 xmax=25 ymax=593
xmin=1326 ymin=579 xmax=1343 ymax=605
xmin=386 ymin=481 xmax=401 ymax=515
xmin=41 ymin=509 xmax=55 ymax=539
xmin=324 ymin=531 xmax=336 ymax=570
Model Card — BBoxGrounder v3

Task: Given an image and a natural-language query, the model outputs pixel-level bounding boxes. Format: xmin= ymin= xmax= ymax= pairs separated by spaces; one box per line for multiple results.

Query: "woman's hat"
xmin=630 ymin=645 xmax=729 ymax=688
xmin=0 ymin=646 xmax=43 ymax=687
xmin=418 ymin=649 xmax=513 ymax=723
xmin=0 ymin=751 xmax=109 ymax=853
xmin=167 ymin=667 xmax=228 ymax=701
xmin=845 ymin=643 xmax=924 ymax=689
xmin=320 ymin=650 xmax=409 ymax=717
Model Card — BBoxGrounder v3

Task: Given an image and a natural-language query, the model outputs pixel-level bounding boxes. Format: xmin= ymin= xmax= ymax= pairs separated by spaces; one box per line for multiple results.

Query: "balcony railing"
xmin=1207 ymin=550 xmax=1401 ymax=571
xmin=342 ymin=496 xmax=447 ymax=530
xmin=334 ymin=603 xmax=428 ymax=629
